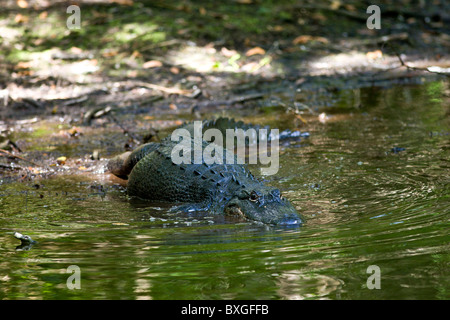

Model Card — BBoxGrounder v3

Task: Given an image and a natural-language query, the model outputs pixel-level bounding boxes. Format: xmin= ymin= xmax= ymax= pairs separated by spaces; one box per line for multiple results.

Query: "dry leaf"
xmin=78 ymin=166 xmax=87 ymax=171
xmin=127 ymin=70 xmax=138 ymax=77
xmin=56 ymin=156 xmax=67 ymax=165
xmin=143 ymin=60 xmax=163 ymax=69
xmin=366 ymin=50 xmax=383 ymax=60
xmin=38 ymin=11 xmax=48 ymax=19
xmin=245 ymin=47 xmax=266 ymax=56
xmin=330 ymin=0 xmax=341 ymax=10
xmin=292 ymin=35 xmax=328 ymax=45
xmin=131 ymin=50 xmax=142 ymax=58
xmin=169 ymin=103 xmax=178 ymax=110
xmin=345 ymin=4 xmax=356 ymax=11
xmin=170 ymin=67 xmax=180 ymax=74
xmin=110 ymin=0 xmax=134 ymax=5
xmin=221 ymin=47 xmax=238 ymax=58
xmin=102 ymin=49 xmax=118 ymax=57
xmin=16 ymin=61 xmax=31 ymax=69
xmin=241 ymin=62 xmax=259 ymax=72
xmin=68 ymin=127 xmax=82 ymax=136
xmin=17 ymin=0 xmax=28 ymax=8
xmin=70 ymin=47 xmax=83 ymax=54
xmin=271 ymin=25 xmax=284 ymax=32
xmin=15 ymin=14 xmax=29 ymax=23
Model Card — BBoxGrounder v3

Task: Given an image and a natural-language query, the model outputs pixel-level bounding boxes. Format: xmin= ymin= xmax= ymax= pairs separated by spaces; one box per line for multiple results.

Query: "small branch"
xmin=0 ymin=149 xmax=41 ymax=167
xmin=195 ymin=92 xmax=265 ymax=109
xmin=394 ymin=52 xmax=450 ymax=77
xmin=0 ymin=163 xmax=23 ymax=170
xmin=136 ymin=81 xmax=194 ymax=96
xmin=62 ymin=95 xmax=89 ymax=106
xmin=108 ymin=114 xmax=141 ymax=145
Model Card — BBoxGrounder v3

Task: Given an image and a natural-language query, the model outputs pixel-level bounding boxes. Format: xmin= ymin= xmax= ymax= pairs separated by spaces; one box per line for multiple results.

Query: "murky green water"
xmin=1 ymin=81 xmax=449 ymax=300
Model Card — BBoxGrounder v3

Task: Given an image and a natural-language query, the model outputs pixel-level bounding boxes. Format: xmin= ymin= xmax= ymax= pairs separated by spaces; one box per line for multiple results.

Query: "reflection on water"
xmin=0 ymin=82 xmax=449 ymax=300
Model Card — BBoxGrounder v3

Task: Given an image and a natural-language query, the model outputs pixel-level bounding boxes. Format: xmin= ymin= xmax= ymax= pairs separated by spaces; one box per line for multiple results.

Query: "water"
xmin=0 ymin=81 xmax=448 ymax=300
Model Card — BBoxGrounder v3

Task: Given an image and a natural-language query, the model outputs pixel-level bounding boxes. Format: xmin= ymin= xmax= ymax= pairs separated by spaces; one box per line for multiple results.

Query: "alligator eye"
xmin=249 ymin=191 xmax=259 ymax=202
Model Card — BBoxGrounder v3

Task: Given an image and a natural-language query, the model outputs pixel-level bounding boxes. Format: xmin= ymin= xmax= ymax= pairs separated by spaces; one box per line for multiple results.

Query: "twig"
xmin=22 ymin=98 xmax=44 ymax=109
xmin=0 ymin=163 xmax=23 ymax=170
xmin=62 ymin=95 xmax=89 ymax=106
xmin=0 ymin=149 xmax=40 ymax=167
xmin=197 ymin=92 xmax=265 ymax=109
xmin=294 ymin=4 xmax=368 ymax=22
xmin=136 ymin=82 xmax=193 ymax=96
xmin=394 ymin=52 xmax=450 ymax=77
xmin=108 ymin=114 xmax=141 ymax=145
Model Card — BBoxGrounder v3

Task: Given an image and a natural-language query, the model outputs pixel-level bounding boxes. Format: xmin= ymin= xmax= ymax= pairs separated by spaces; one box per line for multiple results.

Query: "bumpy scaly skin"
xmin=109 ymin=118 xmax=303 ymax=226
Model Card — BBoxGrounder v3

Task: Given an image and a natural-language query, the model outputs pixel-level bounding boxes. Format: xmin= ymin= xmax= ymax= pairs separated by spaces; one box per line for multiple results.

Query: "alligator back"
xmin=127 ymin=136 xmax=261 ymax=210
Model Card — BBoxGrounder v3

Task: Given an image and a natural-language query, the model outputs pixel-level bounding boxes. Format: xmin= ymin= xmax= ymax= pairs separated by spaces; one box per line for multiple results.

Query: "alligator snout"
xmin=277 ymin=214 xmax=303 ymax=226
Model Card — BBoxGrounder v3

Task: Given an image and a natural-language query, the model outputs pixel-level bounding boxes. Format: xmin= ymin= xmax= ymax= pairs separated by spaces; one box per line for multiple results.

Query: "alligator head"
xmin=224 ymin=186 xmax=302 ymax=226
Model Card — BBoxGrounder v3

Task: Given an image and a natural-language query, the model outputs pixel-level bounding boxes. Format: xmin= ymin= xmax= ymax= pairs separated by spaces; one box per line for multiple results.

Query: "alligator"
xmin=108 ymin=118 xmax=304 ymax=226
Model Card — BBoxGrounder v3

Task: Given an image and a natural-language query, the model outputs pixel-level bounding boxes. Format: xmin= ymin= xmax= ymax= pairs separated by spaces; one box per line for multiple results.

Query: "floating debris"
xmin=14 ymin=231 xmax=37 ymax=251
xmin=391 ymin=147 xmax=406 ymax=154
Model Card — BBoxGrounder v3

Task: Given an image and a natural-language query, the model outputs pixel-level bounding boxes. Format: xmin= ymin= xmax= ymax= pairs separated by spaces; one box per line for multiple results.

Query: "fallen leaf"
xmin=14 ymin=14 xmax=29 ymax=23
xmin=68 ymin=126 xmax=82 ymax=136
xmin=170 ymin=67 xmax=180 ymax=74
xmin=312 ymin=13 xmax=326 ymax=21
xmin=17 ymin=0 xmax=28 ymax=8
xmin=127 ymin=70 xmax=138 ymax=77
xmin=330 ymin=0 xmax=341 ymax=10
xmin=366 ymin=50 xmax=383 ymax=60
xmin=143 ymin=60 xmax=163 ymax=69
xmin=241 ymin=62 xmax=259 ymax=72
xmin=270 ymin=25 xmax=284 ymax=32
xmin=16 ymin=61 xmax=31 ymax=69
xmin=131 ymin=50 xmax=141 ymax=58
xmin=292 ymin=35 xmax=328 ymax=45
xmin=56 ymin=156 xmax=67 ymax=165
xmin=221 ymin=47 xmax=238 ymax=58
xmin=33 ymin=38 xmax=44 ymax=46
xmin=110 ymin=0 xmax=134 ymax=5
xmin=345 ymin=4 xmax=356 ymax=11
xmin=169 ymin=103 xmax=178 ymax=110
xmin=70 ymin=47 xmax=83 ymax=54
xmin=102 ymin=49 xmax=118 ymax=57
xmin=78 ymin=166 xmax=87 ymax=171
xmin=245 ymin=47 xmax=266 ymax=56
xmin=38 ymin=11 xmax=48 ymax=19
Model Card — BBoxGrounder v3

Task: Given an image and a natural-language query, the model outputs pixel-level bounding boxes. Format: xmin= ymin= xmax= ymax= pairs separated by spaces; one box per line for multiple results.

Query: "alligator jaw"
xmin=224 ymin=197 xmax=302 ymax=226
xmin=224 ymin=203 xmax=247 ymax=220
